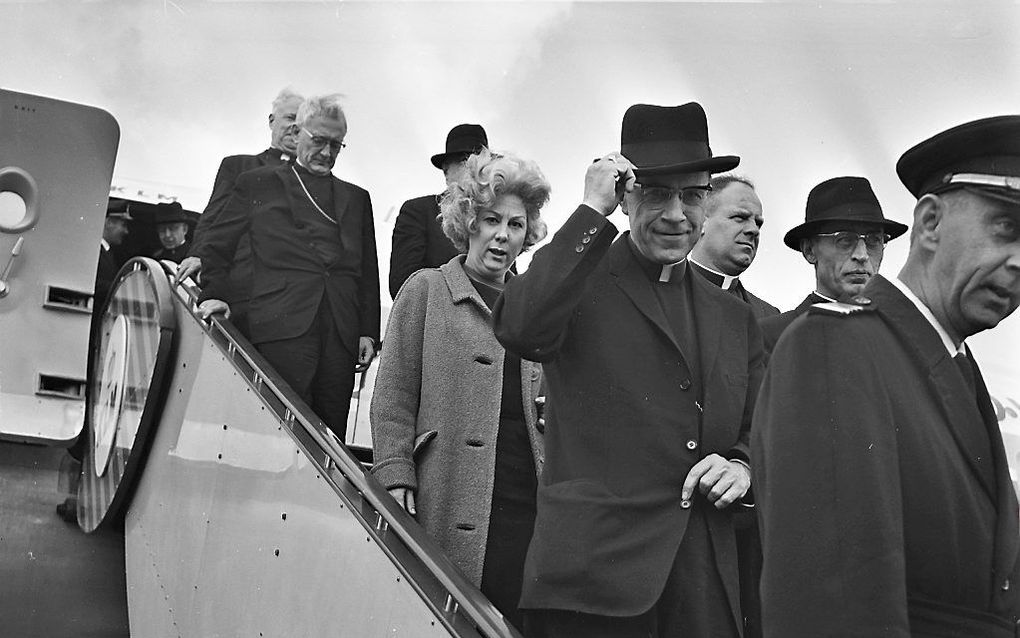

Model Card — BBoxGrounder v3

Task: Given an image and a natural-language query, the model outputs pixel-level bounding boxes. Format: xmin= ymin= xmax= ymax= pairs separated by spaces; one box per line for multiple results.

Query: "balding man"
xmin=178 ymin=87 xmax=304 ymax=335
xmin=689 ymin=174 xmax=778 ymax=320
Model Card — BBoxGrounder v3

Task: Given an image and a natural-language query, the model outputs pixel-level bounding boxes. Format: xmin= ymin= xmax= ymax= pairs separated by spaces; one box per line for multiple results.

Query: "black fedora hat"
xmin=621 ymin=103 xmax=739 ymax=178
xmin=154 ymin=201 xmax=191 ymax=226
xmin=897 ymin=115 xmax=1020 ymax=204
xmin=431 ymin=124 xmax=489 ymax=169
xmin=783 ymin=176 xmax=908 ymax=250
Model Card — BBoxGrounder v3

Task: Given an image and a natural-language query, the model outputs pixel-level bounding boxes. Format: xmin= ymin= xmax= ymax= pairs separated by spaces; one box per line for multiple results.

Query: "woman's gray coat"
xmin=370 ymin=255 xmax=544 ymax=586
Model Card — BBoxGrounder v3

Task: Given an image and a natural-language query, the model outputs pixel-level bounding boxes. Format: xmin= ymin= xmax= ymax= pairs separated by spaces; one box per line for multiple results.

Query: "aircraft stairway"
xmin=78 ymin=257 xmax=522 ymax=638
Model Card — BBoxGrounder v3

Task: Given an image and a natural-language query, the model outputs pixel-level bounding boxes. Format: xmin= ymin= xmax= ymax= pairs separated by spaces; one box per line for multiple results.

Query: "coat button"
xmin=679 ymin=378 xmax=691 ymax=390
xmin=582 ymin=236 xmax=591 ymax=244
xmin=530 ymin=368 xmax=540 ymax=381
xmin=589 ymin=227 xmax=598 ymax=234
xmin=1003 ymin=578 xmax=1011 ymax=591
xmin=575 ymin=245 xmax=584 ymax=253
xmin=680 ymin=499 xmax=692 ymax=509
xmin=686 ymin=440 xmax=698 ymax=450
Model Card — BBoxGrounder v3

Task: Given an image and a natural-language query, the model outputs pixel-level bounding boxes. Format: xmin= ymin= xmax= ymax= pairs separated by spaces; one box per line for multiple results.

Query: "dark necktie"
xmin=954 ymin=352 xmax=978 ymax=399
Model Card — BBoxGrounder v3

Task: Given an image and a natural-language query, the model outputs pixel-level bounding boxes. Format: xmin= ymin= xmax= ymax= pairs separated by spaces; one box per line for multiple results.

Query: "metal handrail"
xmin=160 ymin=262 xmax=521 ymax=638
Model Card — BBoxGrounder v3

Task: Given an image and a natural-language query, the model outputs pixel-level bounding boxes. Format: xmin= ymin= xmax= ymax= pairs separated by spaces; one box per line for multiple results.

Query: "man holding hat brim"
xmin=759 ymin=176 xmax=907 ymax=353
xmin=152 ymin=201 xmax=193 ymax=264
xmin=388 ymin=123 xmax=488 ymax=299
xmin=752 ymin=116 xmax=1020 ymax=637
xmin=494 ymin=103 xmax=764 ymax=637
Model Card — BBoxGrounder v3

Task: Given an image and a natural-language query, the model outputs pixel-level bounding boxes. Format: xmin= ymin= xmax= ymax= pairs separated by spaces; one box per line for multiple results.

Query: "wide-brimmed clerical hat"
xmin=897 ymin=115 xmax=1020 ymax=205
xmin=430 ymin=124 xmax=489 ymax=169
xmin=154 ymin=201 xmax=191 ymax=226
xmin=783 ymin=176 xmax=908 ymax=250
xmin=620 ymin=103 xmax=740 ymax=178
xmin=106 ymin=198 xmax=133 ymax=221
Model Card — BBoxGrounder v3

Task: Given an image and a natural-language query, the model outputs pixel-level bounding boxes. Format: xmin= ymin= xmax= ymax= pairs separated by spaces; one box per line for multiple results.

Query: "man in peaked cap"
xmin=152 ymin=201 xmax=193 ymax=263
xmin=753 ymin=116 xmax=1020 ymax=637
xmin=494 ymin=103 xmax=764 ymax=637
xmin=759 ymin=176 xmax=907 ymax=353
xmin=388 ymin=123 xmax=487 ymax=298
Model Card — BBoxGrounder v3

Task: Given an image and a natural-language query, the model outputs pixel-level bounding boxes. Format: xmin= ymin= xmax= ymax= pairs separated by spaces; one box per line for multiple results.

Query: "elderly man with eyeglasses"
xmin=759 ymin=176 xmax=907 ymax=354
xmin=196 ymin=94 xmax=380 ymax=440
xmin=494 ymin=103 xmax=764 ymax=638
xmin=752 ymin=117 xmax=1020 ymax=637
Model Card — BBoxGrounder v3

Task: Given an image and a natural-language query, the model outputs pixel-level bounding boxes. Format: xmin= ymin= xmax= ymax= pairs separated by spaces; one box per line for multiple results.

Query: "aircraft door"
xmin=0 ymin=89 xmax=119 ymax=442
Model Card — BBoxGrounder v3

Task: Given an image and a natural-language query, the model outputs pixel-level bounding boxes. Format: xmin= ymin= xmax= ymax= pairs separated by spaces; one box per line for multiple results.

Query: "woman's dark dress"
xmin=471 ymin=278 xmax=537 ymax=630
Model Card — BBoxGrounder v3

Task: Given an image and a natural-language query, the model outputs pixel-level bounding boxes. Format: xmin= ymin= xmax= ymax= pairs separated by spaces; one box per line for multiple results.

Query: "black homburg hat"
xmin=896 ymin=115 xmax=1020 ymax=205
xmin=783 ymin=176 xmax=908 ymax=250
xmin=431 ymin=124 xmax=489 ymax=169
xmin=620 ymin=102 xmax=740 ymax=178
xmin=154 ymin=201 xmax=190 ymax=226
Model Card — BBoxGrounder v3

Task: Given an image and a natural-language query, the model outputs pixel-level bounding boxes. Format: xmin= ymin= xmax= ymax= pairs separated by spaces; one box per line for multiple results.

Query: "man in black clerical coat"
xmin=494 ymin=103 xmax=762 ymax=638
xmin=177 ymin=87 xmax=303 ymax=335
xmin=759 ymin=176 xmax=907 ymax=353
xmin=388 ymin=123 xmax=487 ymax=298
xmin=197 ymin=94 xmax=380 ymax=440
xmin=151 ymin=202 xmax=193 ymax=263
xmin=689 ymin=174 xmax=778 ymax=321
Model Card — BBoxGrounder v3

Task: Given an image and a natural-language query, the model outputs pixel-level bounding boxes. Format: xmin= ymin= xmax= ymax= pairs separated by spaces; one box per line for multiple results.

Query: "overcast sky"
xmin=2 ymin=0 xmax=1018 ymax=378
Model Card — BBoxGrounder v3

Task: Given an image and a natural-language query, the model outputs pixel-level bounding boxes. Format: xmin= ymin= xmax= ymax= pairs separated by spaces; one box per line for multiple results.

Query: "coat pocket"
xmin=412 ymin=430 xmax=438 ymax=461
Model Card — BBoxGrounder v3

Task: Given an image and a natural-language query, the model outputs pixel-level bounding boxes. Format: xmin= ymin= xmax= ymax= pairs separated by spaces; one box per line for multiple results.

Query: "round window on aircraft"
xmin=0 ymin=192 xmax=27 ymax=228
xmin=0 ymin=167 xmax=39 ymax=233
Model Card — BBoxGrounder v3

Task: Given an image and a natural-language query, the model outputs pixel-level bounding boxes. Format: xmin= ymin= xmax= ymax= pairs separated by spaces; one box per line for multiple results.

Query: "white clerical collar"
xmin=889 ymin=276 xmax=964 ymax=356
xmin=658 ymin=259 xmax=686 ymax=283
xmin=101 ymin=239 xmax=110 ymax=251
xmin=689 ymin=256 xmax=738 ymax=290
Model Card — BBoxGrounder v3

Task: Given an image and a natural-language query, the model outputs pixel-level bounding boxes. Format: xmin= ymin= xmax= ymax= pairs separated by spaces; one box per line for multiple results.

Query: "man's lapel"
xmin=868 ymin=275 xmax=996 ymax=500
xmin=608 ymin=237 xmax=683 ymax=355
xmin=970 ymin=349 xmax=1020 ymax=586
xmin=330 ymin=175 xmax=350 ymax=227
xmin=690 ymin=271 xmax=724 ymax=383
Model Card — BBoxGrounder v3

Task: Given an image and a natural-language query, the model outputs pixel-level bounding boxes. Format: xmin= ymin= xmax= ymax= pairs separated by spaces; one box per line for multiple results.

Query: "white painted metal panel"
xmin=125 ymin=290 xmax=473 ymax=637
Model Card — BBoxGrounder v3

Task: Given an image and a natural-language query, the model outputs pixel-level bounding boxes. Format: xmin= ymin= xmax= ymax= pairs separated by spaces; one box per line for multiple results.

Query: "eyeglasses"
xmin=815 ymin=231 xmax=889 ymax=252
xmin=634 ymin=183 xmax=712 ymax=208
xmin=301 ymin=128 xmax=346 ymax=153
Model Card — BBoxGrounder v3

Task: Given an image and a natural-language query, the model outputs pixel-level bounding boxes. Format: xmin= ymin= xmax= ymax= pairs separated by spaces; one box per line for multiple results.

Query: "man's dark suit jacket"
xmin=197 ymin=163 xmax=380 ymax=353
xmin=759 ymin=292 xmax=827 ymax=354
xmin=388 ymin=194 xmax=459 ymax=299
xmin=192 ymin=148 xmax=285 ymax=303
xmin=752 ymin=275 xmax=1020 ymax=637
xmin=690 ymin=261 xmax=779 ymax=321
xmin=493 ymin=206 xmax=764 ymax=623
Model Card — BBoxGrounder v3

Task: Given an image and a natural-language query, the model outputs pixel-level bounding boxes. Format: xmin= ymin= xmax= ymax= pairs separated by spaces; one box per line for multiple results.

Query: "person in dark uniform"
xmin=388 ymin=123 xmax=488 ymax=298
xmin=197 ymin=94 xmax=380 ymax=440
xmin=759 ymin=176 xmax=907 ymax=353
xmin=177 ymin=87 xmax=304 ymax=336
xmin=151 ymin=202 xmax=193 ymax=263
xmin=372 ymin=148 xmax=549 ymax=630
xmin=689 ymin=174 xmax=778 ymax=320
xmin=493 ymin=103 xmax=763 ymax=638
xmin=752 ymin=116 xmax=1020 ymax=637
xmin=95 ymin=199 xmax=132 ymax=311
